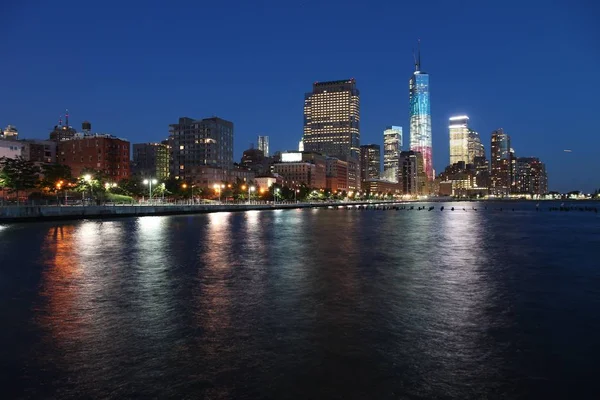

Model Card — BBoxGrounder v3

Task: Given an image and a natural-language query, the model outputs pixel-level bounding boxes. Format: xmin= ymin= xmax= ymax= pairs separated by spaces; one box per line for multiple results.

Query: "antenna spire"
xmin=416 ymin=39 xmax=421 ymax=71
xmin=65 ymin=109 xmax=69 ymax=127
xmin=59 ymin=114 xmax=62 ymax=126
xmin=417 ymin=39 xmax=421 ymax=71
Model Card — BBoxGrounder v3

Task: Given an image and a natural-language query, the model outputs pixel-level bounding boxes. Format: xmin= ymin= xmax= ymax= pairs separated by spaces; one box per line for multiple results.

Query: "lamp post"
xmin=55 ymin=181 xmax=63 ymax=205
xmin=274 ymin=187 xmax=280 ymax=204
xmin=295 ymin=189 xmax=299 ymax=203
xmin=83 ymin=174 xmax=92 ymax=205
xmin=143 ymin=178 xmax=158 ymax=203
xmin=214 ymin=183 xmax=226 ymax=203
xmin=248 ymin=186 xmax=255 ymax=204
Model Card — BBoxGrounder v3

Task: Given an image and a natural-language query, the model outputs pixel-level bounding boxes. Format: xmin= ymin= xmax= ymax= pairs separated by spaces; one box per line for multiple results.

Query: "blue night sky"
xmin=1 ymin=0 xmax=599 ymax=192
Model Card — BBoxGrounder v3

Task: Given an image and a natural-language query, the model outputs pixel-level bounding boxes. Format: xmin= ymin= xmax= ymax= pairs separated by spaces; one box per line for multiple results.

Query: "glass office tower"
xmin=409 ymin=52 xmax=433 ymax=180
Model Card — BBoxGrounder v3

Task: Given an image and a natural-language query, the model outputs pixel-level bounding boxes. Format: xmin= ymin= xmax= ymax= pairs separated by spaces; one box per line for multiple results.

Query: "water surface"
xmin=1 ymin=202 xmax=599 ymax=399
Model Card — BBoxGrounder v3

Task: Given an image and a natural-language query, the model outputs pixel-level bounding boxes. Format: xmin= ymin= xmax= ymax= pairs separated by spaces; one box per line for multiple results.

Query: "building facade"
xmin=399 ymin=150 xmax=427 ymax=196
xmin=490 ymin=129 xmax=512 ymax=196
xmin=21 ymin=140 xmax=57 ymax=164
xmin=515 ymin=157 xmax=548 ymax=196
xmin=449 ymin=116 xmax=469 ymax=165
xmin=326 ymin=157 xmax=349 ymax=192
xmin=409 ymin=50 xmax=433 ymax=181
xmin=303 ymin=79 xmax=360 ymax=159
xmin=132 ymin=142 xmax=169 ymax=180
xmin=257 ymin=135 xmax=270 ymax=157
xmin=57 ymin=134 xmax=130 ymax=181
xmin=383 ymin=126 xmax=402 ymax=182
xmin=168 ymin=116 xmax=234 ymax=181
xmin=363 ymin=179 xmax=402 ymax=195
xmin=0 ymin=140 xmax=22 ymax=159
xmin=273 ymin=151 xmax=327 ymax=189
xmin=359 ymin=144 xmax=380 ymax=182
xmin=241 ymin=147 xmax=267 ymax=175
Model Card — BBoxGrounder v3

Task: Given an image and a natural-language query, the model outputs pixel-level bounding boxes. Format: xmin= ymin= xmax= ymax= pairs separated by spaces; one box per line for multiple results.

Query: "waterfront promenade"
xmin=0 ymin=200 xmax=403 ymax=223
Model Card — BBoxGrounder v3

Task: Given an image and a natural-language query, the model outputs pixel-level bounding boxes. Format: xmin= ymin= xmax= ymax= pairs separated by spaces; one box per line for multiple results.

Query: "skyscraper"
xmin=490 ymin=129 xmax=512 ymax=195
xmin=449 ymin=116 xmax=469 ymax=165
xmin=257 ymin=135 xmax=269 ymax=157
xmin=409 ymin=45 xmax=433 ymax=180
xmin=303 ymin=79 xmax=360 ymax=159
xmin=449 ymin=115 xmax=485 ymax=166
xmin=360 ymin=144 xmax=381 ymax=181
xmin=168 ymin=116 xmax=234 ymax=180
xmin=468 ymin=129 xmax=485 ymax=164
xmin=399 ymin=150 xmax=427 ymax=196
xmin=383 ymin=126 xmax=402 ymax=182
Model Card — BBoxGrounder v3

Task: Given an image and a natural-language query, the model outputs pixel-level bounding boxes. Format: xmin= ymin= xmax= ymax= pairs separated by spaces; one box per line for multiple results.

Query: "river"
xmin=1 ymin=201 xmax=599 ymax=399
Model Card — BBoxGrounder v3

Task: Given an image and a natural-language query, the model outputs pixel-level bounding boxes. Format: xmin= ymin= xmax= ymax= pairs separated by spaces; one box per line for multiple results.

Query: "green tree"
xmin=0 ymin=156 xmax=41 ymax=204
xmin=39 ymin=164 xmax=74 ymax=193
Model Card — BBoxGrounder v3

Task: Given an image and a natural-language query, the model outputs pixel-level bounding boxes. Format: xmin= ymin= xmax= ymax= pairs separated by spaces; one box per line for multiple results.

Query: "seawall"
xmin=0 ymin=201 xmax=402 ymax=224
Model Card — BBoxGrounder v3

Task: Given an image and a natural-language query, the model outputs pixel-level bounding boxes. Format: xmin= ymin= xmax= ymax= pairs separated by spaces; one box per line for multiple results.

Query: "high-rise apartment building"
xmin=57 ymin=134 xmax=130 ymax=181
xmin=303 ymin=79 xmax=360 ymax=159
xmin=168 ymin=116 xmax=233 ymax=181
xmin=399 ymin=150 xmax=427 ymax=196
xmin=383 ymin=126 xmax=402 ymax=182
xmin=409 ymin=47 xmax=433 ymax=180
xmin=360 ymin=144 xmax=381 ymax=182
xmin=132 ymin=142 xmax=169 ymax=180
xmin=515 ymin=157 xmax=548 ymax=196
xmin=490 ymin=129 xmax=512 ymax=195
xmin=257 ymin=135 xmax=269 ymax=157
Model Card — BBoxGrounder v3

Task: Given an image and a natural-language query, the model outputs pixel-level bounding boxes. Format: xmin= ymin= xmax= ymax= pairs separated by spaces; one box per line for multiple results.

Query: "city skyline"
xmin=1 ymin=0 xmax=599 ymax=192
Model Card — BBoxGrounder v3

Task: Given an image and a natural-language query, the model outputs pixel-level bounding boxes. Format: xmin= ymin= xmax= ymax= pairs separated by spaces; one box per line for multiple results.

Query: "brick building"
xmin=58 ymin=134 xmax=130 ymax=181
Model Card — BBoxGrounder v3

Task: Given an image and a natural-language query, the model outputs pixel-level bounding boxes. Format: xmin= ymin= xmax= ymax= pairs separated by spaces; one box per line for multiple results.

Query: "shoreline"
xmin=1 ymin=199 xmax=597 ymax=224
xmin=0 ymin=201 xmax=398 ymax=224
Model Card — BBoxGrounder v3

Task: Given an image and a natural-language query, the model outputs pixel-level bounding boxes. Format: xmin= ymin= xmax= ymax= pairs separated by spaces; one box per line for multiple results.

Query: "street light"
xmin=248 ymin=185 xmax=255 ymax=204
xmin=274 ymin=187 xmax=280 ymax=204
xmin=143 ymin=178 xmax=158 ymax=202
xmin=83 ymin=174 xmax=92 ymax=205
xmin=295 ymin=189 xmax=299 ymax=203
xmin=214 ymin=183 xmax=226 ymax=203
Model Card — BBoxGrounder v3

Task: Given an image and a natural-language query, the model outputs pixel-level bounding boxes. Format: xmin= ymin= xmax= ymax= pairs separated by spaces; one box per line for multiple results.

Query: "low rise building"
xmin=363 ymin=179 xmax=402 ymax=195
xmin=57 ymin=133 xmax=130 ymax=181
xmin=0 ymin=140 xmax=22 ymax=159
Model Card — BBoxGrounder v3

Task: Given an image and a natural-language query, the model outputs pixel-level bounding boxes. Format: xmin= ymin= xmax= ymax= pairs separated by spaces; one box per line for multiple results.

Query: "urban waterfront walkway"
xmin=0 ymin=200 xmax=404 ymax=223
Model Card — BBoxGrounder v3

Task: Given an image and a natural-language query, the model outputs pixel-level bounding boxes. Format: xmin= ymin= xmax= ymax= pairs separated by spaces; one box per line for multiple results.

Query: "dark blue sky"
xmin=2 ymin=0 xmax=599 ymax=191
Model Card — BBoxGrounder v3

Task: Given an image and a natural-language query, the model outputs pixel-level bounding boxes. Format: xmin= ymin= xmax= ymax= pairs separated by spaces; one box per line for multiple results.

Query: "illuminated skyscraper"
xmin=490 ymin=129 xmax=512 ymax=195
xmin=257 ymin=135 xmax=269 ymax=157
xmin=360 ymin=144 xmax=381 ymax=181
xmin=303 ymin=79 xmax=360 ymax=159
xmin=449 ymin=115 xmax=485 ymax=165
xmin=383 ymin=126 xmax=402 ymax=182
xmin=449 ymin=116 xmax=469 ymax=165
xmin=409 ymin=45 xmax=433 ymax=180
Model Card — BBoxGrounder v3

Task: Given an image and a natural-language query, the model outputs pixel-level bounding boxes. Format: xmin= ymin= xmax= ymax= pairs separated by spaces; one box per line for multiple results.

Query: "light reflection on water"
xmin=1 ymin=203 xmax=599 ymax=398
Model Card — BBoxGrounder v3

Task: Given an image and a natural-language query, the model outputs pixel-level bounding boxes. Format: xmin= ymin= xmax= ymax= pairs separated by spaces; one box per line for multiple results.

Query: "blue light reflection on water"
xmin=0 ymin=203 xmax=599 ymax=398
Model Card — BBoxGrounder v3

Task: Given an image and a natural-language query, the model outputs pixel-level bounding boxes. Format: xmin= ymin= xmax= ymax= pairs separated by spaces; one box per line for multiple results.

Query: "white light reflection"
xmin=134 ymin=216 xmax=174 ymax=342
xmin=198 ymin=212 xmax=233 ymax=332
